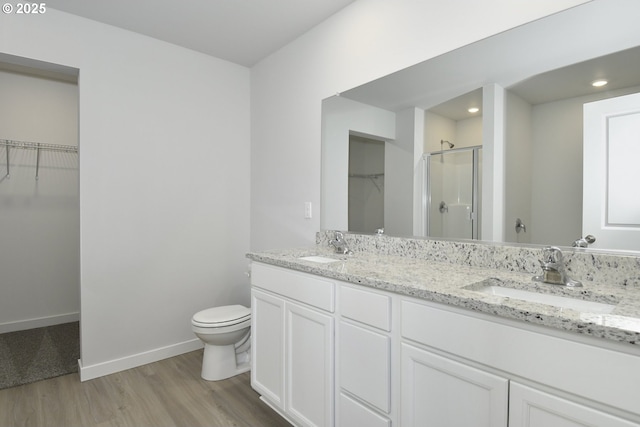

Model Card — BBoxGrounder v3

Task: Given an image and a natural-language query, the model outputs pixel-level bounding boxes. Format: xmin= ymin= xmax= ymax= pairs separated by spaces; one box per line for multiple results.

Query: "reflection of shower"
xmin=425 ymin=146 xmax=482 ymax=241
xmin=439 ymin=140 xmax=455 ymax=163
xmin=440 ymin=139 xmax=455 ymax=149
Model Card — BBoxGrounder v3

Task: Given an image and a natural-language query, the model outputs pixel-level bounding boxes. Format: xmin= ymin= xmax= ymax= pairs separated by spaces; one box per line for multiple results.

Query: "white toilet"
xmin=191 ymin=304 xmax=251 ymax=381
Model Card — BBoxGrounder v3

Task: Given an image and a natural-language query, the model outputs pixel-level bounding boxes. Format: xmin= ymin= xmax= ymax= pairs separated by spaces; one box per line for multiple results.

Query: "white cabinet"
xmin=251 ymin=263 xmax=335 ymax=427
xmin=251 ymin=289 xmax=285 ymax=408
xmin=286 ymin=302 xmax=334 ymax=427
xmin=401 ymin=343 xmax=508 ymax=427
xmin=401 ymin=298 xmax=640 ymax=427
xmin=509 ymin=383 xmax=639 ymax=427
xmin=251 ymin=262 xmax=640 ymax=427
xmin=337 ymin=285 xmax=393 ymax=427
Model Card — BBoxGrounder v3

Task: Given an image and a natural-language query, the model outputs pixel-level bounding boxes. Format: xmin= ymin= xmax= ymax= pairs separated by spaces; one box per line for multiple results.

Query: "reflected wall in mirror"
xmin=505 ymin=46 xmax=640 ymax=249
xmin=320 ymin=0 xmax=640 ymax=253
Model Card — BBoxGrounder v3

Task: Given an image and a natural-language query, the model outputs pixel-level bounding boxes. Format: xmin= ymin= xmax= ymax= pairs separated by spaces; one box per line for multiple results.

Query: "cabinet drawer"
xmin=339 ymin=321 xmax=391 ymax=413
xmin=340 ymin=285 xmax=391 ymax=331
xmin=251 ymin=263 xmax=335 ymax=312
xmin=339 ymin=393 xmax=390 ymax=427
xmin=509 ymin=382 xmax=639 ymax=427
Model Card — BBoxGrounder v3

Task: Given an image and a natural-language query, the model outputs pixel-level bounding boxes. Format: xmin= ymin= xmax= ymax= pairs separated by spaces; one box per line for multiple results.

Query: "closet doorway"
xmin=0 ymin=56 xmax=80 ymax=389
xmin=348 ymin=135 xmax=385 ymax=234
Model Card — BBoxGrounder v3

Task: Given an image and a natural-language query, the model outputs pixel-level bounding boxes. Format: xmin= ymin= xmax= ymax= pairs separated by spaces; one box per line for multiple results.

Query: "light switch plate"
xmin=304 ymin=202 xmax=312 ymax=219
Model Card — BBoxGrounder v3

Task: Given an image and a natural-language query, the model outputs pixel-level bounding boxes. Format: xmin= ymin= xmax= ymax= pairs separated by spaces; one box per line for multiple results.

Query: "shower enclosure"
xmin=424 ymin=146 xmax=482 ymax=240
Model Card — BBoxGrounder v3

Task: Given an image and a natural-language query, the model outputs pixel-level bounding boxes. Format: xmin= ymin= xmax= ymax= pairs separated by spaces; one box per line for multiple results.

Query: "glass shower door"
xmin=426 ymin=147 xmax=481 ymax=240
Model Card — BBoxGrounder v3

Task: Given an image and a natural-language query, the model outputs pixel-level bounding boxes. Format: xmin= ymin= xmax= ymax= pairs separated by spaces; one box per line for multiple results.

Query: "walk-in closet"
xmin=0 ymin=57 xmax=79 ymax=389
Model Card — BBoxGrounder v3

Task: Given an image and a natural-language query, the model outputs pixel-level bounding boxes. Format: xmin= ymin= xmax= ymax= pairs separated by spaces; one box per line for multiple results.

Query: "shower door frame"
xmin=423 ymin=145 xmax=482 ymax=240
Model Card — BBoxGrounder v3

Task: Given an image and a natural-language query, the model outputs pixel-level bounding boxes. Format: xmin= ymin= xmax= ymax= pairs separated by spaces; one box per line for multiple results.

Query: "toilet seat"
xmin=192 ymin=305 xmax=251 ymax=328
xmin=191 ymin=304 xmax=252 ymax=381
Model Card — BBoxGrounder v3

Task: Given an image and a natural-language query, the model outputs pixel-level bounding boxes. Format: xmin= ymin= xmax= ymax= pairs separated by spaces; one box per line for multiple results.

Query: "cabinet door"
xmin=510 ymin=382 xmax=640 ymax=427
xmin=251 ymin=289 xmax=285 ymax=409
xmin=339 ymin=321 xmax=390 ymax=413
xmin=401 ymin=343 xmax=508 ymax=427
xmin=286 ymin=302 xmax=334 ymax=427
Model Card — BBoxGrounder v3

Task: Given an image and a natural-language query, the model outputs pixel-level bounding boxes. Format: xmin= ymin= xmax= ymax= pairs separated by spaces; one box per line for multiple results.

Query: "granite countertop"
xmin=247 ymin=247 xmax=640 ymax=347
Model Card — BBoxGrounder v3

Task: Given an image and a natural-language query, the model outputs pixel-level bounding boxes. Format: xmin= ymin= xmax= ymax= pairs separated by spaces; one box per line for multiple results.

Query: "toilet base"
xmin=201 ymin=343 xmax=250 ymax=381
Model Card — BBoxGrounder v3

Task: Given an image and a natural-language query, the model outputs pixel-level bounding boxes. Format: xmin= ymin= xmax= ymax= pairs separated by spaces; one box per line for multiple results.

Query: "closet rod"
xmin=349 ymin=173 xmax=384 ymax=179
xmin=1 ymin=139 xmax=78 ymax=153
xmin=2 ymin=138 xmax=78 ymax=179
xmin=349 ymin=172 xmax=384 ymax=193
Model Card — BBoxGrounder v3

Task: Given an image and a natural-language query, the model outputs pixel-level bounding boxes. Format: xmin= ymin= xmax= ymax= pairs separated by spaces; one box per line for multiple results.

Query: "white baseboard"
xmin=78 ymin=338 xmax=204 ymax=382
xmin=0 ymin=312 xmax=80 ymax=334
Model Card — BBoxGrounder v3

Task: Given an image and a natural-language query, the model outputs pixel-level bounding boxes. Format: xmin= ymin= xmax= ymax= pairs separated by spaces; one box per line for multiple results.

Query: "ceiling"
xmin=45 ymin=0 xmax=356 ymax=67
xmin=507 ymin=46 xmax=640 ymax=105
xmin=428 ymin=45 xmax=640 ymax=121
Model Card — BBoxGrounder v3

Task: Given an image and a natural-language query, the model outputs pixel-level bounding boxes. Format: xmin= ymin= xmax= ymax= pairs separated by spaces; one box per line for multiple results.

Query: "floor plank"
xmin=0 ymin=350 xmax=291 ymax=427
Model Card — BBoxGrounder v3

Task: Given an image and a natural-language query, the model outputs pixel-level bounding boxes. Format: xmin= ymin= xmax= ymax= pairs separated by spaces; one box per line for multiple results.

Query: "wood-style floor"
xmin=0 ymin=350 xmax=291 ymax=427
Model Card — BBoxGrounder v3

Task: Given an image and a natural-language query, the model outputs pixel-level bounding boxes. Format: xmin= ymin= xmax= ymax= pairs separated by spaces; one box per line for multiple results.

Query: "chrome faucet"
xmin=329 ymin=231 xmax=352 ymax=255
xmin=572 ymin=235 xmax=596 ymax=248
xmin=532 ymin=246 xmax=582 ymax=287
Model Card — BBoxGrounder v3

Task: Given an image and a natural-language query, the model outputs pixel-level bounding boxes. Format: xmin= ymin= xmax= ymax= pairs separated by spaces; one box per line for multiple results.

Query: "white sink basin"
xmin=298 ymin=255 xmax=341 ymax=264
xmin=477 ymin=285 xmax=616 ymax=314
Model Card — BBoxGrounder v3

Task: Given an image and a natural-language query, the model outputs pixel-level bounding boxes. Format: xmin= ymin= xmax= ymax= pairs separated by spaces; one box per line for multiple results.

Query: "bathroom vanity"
xmin=247 ymin=234 xmax=640 ymax=427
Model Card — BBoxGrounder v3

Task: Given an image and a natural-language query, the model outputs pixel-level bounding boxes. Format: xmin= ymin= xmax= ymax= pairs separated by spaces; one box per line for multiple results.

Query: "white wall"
xmin=504 ymin=84 xmax=640 ymax=248
xmin=529 ymin=85 xmax=640 ymax=247
xmin=530 ymin=96 xmax=583 ymax=246
xmin=250 ymin=0 xmax=589 ymax=251
xmin=389 ymin=108 xmax=420 ymax=237
xmin=424 ymin=112 xmax=456 ymax=153
xmin=504 ymin=90 xmax=533 ymax=244
xmin=0 ymin=70 xmax=77 ymax=145
xmin=456 ymin=116 xmax=483 ymax=148
xmin=321 ymin=95 xmax=395 ymax=231
xmin=0 ymin=70 xmax=79 ymax=332
xmin=1 ymin=10 xmax=250 ymax=379
xmin=424 ymin=112 xmax=482 ymax=153
xmin=481 ymin=84 xmax=506 ymax=242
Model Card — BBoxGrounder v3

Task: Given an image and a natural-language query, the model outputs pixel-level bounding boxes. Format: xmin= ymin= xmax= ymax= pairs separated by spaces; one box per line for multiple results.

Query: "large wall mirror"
xmin=321 ymin=0 xmax=640 ymax=253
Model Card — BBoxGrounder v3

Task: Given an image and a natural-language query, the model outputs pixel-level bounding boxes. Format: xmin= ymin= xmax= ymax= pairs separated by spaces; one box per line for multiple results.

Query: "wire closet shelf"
xmin=1 ymin=138 xmax=78 ymax=180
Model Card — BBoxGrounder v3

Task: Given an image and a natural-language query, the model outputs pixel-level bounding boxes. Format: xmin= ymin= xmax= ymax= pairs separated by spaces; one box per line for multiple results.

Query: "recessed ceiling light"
xmin=468 ymin=107 xmax=480 ymax=113
xmin=592 ymin=79 xmax=608 ymax=87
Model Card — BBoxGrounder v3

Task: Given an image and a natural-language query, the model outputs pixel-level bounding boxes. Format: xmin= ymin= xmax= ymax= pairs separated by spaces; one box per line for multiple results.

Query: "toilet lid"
xmin=192 ymin=305 xmax=251 ymax=327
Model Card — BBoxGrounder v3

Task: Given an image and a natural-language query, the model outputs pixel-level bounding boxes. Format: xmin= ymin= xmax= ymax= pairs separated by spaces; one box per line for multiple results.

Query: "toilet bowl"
xmin=191 ymin=305 xmax=251 ymax=381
